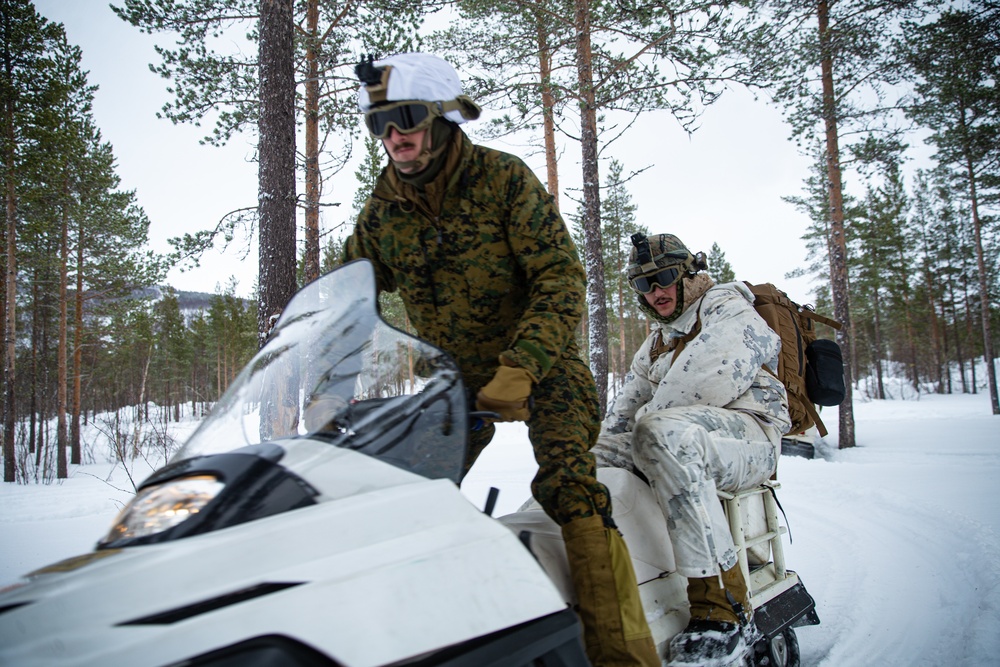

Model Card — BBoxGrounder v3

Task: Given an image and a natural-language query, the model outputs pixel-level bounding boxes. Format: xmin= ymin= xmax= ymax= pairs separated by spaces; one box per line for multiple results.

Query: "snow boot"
xmin=666 ymin=619 xmax=748 ymax=667
xmin=668 ymin=564 xmax=758 ymax=666
xmin=562 ymin=514 xmax=659 ymax=667
xmin=686 ymin=563 xmax=750 ymax=625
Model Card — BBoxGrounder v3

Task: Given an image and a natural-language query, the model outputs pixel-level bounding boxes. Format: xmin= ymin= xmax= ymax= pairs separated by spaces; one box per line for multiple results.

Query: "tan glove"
xmin=475 ymin=365 xmax=536 ymax=422
xmin=302 ymin=394 xmax=349 ymax=432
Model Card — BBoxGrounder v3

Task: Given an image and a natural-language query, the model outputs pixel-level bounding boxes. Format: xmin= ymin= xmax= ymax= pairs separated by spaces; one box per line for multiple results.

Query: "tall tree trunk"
xmin=941 ymin=297 xmax=952 ymax=394
xmin=944 ymin=252 xmax=968 ymax=392
xmin=925 ymin=273 xmax=944 ymax=393
xmin=302 ymin=0 xmax=320 ymax=284
xmin=818 ymin=0 xmax=855 ymax=447
xmin=962 ymin=134 xmax=999 ymax=413
xmin=961 ymin=269 xmax=977 ymax=392
xmin=897 ymin=253 xmax=919 ymax=391
xmin=57 ymin=188 xmax=69 ymax=476
xmin=258 ymin=0 xmax=298 ymax=345
xmin=3 ymin=95 xmax=17 ymax=482
xmin=258 ymin=0 xmax=299 ymax=439
xmin=617 ymin=282 xmax=626 ymax=393
xmin=72 ymin=224 xmax=84 ymax=458
xmin=535 ymin=12 xmax=559 ymax=209
xmin=573 ymin=0 xmax=609 ymax=413
xmin=29 ymin=279 xmax=38 ymax=456
xmin=872 ymin=290 xmax=884 ymax=399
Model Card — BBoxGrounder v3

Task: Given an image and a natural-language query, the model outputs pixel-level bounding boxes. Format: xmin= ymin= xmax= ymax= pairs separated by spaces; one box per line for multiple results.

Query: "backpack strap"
xmin=670 ymin=313 xmax=701 ymax=363
xmin=799 ymin=390 xmax=828 ymax=437
xmin=648 ymin=308 xmax=703 ymax=366
xmin=648 ymin=329 xmax=669 ymax=365
xmin=800 ymin=308 xmax=842 ymax=331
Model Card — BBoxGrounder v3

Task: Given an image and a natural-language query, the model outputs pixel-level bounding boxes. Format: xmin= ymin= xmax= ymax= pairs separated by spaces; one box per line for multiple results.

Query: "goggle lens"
xmin=365 ymin=102 xmax=435 ymax=138
xmin=631 ymin=266 xmax=682 ymax=294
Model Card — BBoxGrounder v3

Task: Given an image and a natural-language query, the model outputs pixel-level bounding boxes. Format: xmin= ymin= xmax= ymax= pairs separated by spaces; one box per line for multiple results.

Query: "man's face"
xmin=381 ymin=127 xmax=429 ymax=174
xmin=643 ymin=283 xmax=678 ymax=318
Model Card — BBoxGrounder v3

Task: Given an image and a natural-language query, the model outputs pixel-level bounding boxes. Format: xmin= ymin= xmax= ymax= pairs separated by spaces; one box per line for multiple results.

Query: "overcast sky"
xmin=34 ymin=0 xmax=898 ymax=305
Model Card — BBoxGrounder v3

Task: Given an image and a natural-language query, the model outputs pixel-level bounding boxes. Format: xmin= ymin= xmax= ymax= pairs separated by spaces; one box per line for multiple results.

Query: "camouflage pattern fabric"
xmin=603 ymin=282 xmax=790 ymax=435
xmin=602 ymin=405 xmax=777 ymax=578
xmin=344 ymin=128 xmax=607 ymax=525
xmin=468 ymin=349 xmax=609 ymax=524
xmin=595 ymin=281 xmax=790 ymax=576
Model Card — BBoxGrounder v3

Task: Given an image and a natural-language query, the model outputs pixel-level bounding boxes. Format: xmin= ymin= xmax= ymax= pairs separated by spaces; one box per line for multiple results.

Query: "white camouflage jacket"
xmin=603 ymin=281 xmax=792 ymax=436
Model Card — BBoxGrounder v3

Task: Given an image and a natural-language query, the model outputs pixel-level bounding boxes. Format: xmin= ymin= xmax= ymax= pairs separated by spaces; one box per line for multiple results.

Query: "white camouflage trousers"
xmin=595 ymin=406 xmax=778 ymax=579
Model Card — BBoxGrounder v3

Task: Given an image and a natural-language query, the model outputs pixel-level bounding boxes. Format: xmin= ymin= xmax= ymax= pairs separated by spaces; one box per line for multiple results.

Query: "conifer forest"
xmin=2 ymin=0 xmax=997 ymax=482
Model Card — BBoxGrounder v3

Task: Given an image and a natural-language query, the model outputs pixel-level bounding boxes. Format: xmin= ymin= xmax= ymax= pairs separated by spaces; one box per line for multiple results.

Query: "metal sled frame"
xmin=720 ymin=481 xmax=820 ymax=637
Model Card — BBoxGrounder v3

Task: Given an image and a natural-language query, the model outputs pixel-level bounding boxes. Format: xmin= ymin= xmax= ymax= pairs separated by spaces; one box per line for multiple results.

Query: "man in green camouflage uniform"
xmin=343 ymin=53 xmax=657 ymax=667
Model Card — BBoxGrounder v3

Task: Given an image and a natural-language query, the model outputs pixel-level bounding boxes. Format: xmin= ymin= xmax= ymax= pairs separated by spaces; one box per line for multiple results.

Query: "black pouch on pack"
xmin=805 ymin=338 xmax=846 ymax=406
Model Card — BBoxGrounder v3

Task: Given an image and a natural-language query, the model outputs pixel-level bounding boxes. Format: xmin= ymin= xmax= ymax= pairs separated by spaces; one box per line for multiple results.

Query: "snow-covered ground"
xmin=2 ymin=387 xmax=998 ymax=666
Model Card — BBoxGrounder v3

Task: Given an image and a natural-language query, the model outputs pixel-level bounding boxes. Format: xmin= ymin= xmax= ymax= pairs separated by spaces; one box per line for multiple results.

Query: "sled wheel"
xmin=764 ymin=628 xmax=800 ymax=667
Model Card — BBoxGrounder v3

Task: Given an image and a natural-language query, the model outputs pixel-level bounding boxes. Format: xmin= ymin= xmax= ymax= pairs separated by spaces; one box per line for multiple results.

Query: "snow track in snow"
xmin=779 ymin=395 xmax=1000 ymax=667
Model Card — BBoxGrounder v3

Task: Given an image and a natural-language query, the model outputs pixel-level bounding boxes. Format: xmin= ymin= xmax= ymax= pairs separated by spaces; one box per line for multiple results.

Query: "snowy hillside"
xmin=2 ymin=388 xmax=998 ymax=666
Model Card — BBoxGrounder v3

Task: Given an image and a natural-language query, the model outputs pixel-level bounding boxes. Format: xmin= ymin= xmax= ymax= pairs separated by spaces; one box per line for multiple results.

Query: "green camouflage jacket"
xmin=343 ymin=129 xmax=585 ymax=388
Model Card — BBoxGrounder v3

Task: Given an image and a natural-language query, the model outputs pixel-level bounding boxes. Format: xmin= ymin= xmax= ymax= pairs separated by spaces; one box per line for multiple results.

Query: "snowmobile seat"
xmin=499 ymin=467 xmax=675 ymax=603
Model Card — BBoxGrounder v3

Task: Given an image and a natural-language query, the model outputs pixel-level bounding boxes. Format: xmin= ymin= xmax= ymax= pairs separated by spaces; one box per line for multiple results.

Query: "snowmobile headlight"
xmin=103 ymin=475 xmax=225 ymax=543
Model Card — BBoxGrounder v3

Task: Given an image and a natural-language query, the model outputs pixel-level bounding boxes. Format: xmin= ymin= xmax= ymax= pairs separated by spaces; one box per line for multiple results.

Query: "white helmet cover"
xmin=357 ymin=53 xmax=480 ymax=125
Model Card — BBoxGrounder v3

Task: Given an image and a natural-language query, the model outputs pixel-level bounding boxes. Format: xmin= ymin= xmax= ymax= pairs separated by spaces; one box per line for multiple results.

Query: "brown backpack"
xmin=650 ymin=282 xmax=843 ymax=437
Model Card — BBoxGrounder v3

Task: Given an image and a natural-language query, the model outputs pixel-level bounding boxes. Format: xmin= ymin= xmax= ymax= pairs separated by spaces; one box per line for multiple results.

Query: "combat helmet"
xmin=627 ymin=233 xmax=706 ymax=293
xmin=628 ymin=233 xmax=709 ymax=323
xmin=356 ymin=53 xmax=481 ymax=138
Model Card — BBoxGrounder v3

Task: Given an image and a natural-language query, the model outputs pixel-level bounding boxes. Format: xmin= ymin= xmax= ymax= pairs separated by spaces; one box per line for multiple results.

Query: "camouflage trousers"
xmin=595 ymin=406 xmax=778 ymax=579
xmin=465 ymin=354 xmax=610 ymax=526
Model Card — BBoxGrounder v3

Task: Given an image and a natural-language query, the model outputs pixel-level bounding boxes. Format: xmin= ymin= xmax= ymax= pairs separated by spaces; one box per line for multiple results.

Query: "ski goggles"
xmin=629 ymin=266 xmax=683 ymax=294
xmin=365 ymin=100 xmax=441 ymax=138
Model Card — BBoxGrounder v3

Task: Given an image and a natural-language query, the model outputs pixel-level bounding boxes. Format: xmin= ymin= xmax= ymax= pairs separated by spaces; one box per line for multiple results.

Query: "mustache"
xmin=391 ymin=137 xmax=418 ymax=150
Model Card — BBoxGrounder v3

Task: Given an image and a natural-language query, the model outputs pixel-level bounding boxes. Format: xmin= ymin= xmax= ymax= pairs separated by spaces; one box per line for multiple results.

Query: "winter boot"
xmin=561 ymin=514 xmax=659 ymax=667
xmin=668 ymin=564 xmax=758 ymax=667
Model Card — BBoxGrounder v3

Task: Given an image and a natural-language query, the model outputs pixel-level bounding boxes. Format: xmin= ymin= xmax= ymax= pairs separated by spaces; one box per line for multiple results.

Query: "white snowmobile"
xmin=0 ymin=259 xmax=817 ymax=667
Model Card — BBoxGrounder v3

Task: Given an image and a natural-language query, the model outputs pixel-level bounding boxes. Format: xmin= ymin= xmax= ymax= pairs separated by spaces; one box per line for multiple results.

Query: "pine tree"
xmin=434 ymin=0 xmax=764 ymax=412
xmin=707 ymin=243 xmax=736 ymax=284
xmin=599 ymin=160 xmax=645 ymax=391
xmin=2 ymin=0 xmax=73 ymax=480
xmin=902 ymin=8 xmax=1000 ymax=414
xmin=910 ymin=169 xmax=948 ymax=393
xmin=113 ymin=0 xmax=425 ymax=294
xmin=743 ymin=0 xmax=935 ymax=446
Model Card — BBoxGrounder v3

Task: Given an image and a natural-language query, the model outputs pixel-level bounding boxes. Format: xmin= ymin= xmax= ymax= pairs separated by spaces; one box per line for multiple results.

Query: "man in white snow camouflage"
xmin=343 ymin=52 xmax=658 ymax=667
xmin=595 ymin=233 xmax=791 ymax=666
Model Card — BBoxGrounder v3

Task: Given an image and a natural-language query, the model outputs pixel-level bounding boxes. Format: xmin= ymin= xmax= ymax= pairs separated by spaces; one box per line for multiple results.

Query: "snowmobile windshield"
xmin=175 ymin=259 xmax=469 ymax=483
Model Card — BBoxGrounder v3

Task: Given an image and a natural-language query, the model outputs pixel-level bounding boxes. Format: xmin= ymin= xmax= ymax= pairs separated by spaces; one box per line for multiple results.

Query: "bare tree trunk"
xmin=57 ymin=187 xmax=69 ymax=476
xmin=535 ymin=12 xmax=559 ymax=209
xmin=302 ymin=0 xmax=320 ymax=284
xmin=872 ymin=291 xmax=884 ymax=400
xmin=818 ymin=0 xmax=856 ymax=447
xmin=962 ymin=138 xmax=999 ymax=413
xmin=29 ymin=279 xmax=38 ymax=455
xmin=258 ymin=0 xmax=298 ymax=346
xmin=72 ymin=224 xmax=84 ymax=458
xmin=962 ymin=269 xmax=977 ymax=392
xmin=894 ymin=245 xmax=920 ymax=391
xmin=617 ymin=282 xmax=626 ymax=393
xmin=3 ymin=96 xmax=17 ymax=482
xmin=945 ymin=268 xmax=968 ymax=392
xmin=573 ymin=0 xmax=609 ymax=414
xmin=258 ymin=0 xmax=299 ymax=438
xmin=925 ymin=273 xmax=944 ymax=393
